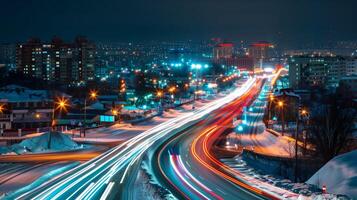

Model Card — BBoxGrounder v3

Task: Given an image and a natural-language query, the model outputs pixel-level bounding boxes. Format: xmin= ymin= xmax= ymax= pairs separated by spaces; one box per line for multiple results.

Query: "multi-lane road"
xmin=7 ymin=77 xmax=259 ymax=200
xmin=151 ymin=78 xmax=281 ymax=200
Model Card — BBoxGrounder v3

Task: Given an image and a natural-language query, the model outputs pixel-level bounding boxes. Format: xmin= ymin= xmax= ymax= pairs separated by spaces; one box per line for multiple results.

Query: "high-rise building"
xmin=16 ymin=37 xmax=96 ymax=85
xmin=72 ymin=36 xmax=96 ymax=82
xmin=248 ymin=41 xmax=274 ymax=69
xmin=213 ymin=43 xmax=233 ymax=60
xmin=346 ymin=57 xmax=357 ymax=76
xmin=288 ymin=55 xmax=357 ymax=90
xmin=0 ymin=43 xmax=16 ymax=69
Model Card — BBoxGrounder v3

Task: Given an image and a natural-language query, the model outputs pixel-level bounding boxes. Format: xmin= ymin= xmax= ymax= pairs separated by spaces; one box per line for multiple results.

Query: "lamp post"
xmin=0 ymin=104 xmax=4 ymax=113
xmin=191 ymin=64 xmax=201 ymax=110
xmin=0 ymin=104 xmax=4 ymax=136
xmin=268 ymin=94 xmax=274 ymax=128
xmin=156 ymin=91 xmax=163 ymax=111
xmin=168 ymin=87 xmax=176 ymax=107
xmin=50 ymin=97 xmax=69 ymax=149
xmin=278 ymin=101 xmax=285 ymax=136
xmin=83 ymin=90 xmax=97 ymax=138
xmin=295 ymin=108 xmax=308 ymax=182
xmin=52 ymin=97 xmax=69 ymax=131
xmin=112 ymin=109 xmax=118 ymax=122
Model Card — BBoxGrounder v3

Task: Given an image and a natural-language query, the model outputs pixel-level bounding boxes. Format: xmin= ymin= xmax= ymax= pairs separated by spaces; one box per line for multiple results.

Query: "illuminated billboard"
xmin=100 ymin=115 xmax=115 ymax=123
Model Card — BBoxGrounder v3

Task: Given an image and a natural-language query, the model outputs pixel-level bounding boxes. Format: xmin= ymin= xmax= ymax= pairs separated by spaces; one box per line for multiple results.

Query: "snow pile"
xmin=222 ymin=157 xmax=348 ymax=199
xmin=2 ymin=132 xmax=83 ymax=154
xmin=307 ymin=150 xmax=357 ymax=199
xmin=0 ymin=147 xmax=12 ymax=155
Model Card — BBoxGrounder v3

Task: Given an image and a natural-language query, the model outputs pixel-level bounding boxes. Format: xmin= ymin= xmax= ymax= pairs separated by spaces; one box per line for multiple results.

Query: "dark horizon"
xmin=1 ymin=0 xmax=357 ymax=48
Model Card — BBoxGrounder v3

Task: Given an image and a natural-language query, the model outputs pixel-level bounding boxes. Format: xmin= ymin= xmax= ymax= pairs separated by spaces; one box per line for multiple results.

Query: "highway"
xmin=0 ymin=147 xmax=105 ymax=163
xmin=151 ymin=78 xmax=282 ymax=199
xmin=8 ymin=77 xmax=257 ymax=200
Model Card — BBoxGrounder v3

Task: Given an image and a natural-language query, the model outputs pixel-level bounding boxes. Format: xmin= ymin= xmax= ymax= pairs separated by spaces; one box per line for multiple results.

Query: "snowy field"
xmin=307 ymin=150 xmax=357 ymax=199
xmin=226 ymin=83 xmax=295 ymax=157
xmin=0 ymin=132 xmax=84 ymax=155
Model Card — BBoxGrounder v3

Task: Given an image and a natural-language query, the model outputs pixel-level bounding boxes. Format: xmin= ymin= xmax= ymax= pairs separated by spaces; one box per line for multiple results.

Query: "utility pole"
xmin=294 ymin=112 xmax=300 ymax=182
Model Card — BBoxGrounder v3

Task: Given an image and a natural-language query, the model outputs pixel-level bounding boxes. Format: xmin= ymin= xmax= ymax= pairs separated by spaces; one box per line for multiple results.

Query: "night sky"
xmin=1 ymin=0 xmax=356 ymax=47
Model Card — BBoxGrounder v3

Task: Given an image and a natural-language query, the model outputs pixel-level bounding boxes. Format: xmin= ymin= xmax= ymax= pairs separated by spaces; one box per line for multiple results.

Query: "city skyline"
xmin=1 ymin=0 xmax=357 ymax=48
xmin=0 ymin=1 xmax=356 ymax=199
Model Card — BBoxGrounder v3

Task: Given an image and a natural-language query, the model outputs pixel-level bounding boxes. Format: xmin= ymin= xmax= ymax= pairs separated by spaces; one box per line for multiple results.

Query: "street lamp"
xmin=83 ymin=90 xmax=98 ymax=138
xmin=268 ymin=94 xmax=274 ymax=128
xmin=156 ymin=91 xmax=162 ymax=97
xmin=112 ymin=109 xmax=119 ymax=123
xmin=35 ymin=113 xmax=41 ymax=119
xmin=0 ymin=104 xmax=5 ymax=136
xmin=156 ymin=91 xmax=164 ymax=110
xmin=168 ymin=87 xmax=176 ymax=105
xmin=278 ymin=101 xmax=285 ymax=136
xmin=168 ymin=87 xmax=176 ymax=93
xmin=52 ymin=97 xmax=69 ymax=130
xmin=112 ymin=109 xmax=118 ymax=116
xmin=0 ymin=104 xmax=4 ymax=113
xmin=294 ymin=108 xmax=308 ymax=182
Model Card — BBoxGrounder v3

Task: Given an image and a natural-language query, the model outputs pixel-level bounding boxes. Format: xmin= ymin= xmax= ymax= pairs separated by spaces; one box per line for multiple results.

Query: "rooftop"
xmin=0 ymin=85 xmax=51 ymax=103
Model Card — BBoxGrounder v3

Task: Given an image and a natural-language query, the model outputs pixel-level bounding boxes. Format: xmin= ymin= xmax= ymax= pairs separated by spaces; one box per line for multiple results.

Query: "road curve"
xmin=152 ymin=78 xmax=279 ymax=199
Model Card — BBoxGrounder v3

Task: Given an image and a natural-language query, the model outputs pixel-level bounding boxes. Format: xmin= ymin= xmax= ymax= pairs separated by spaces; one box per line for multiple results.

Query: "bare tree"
xmin=309 ymin=97 xmax=356 ymax=162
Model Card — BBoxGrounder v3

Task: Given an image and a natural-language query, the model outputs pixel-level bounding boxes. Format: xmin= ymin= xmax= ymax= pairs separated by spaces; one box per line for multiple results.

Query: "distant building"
xmin=213 ymin=43 xmax=254 ymax=70
xmin=215 ymin=56 xmax=254 ymax=71
xmin=213 ymin=43 xmax=233 ymax=60
xmin=346 ymin=57 xmax=357 ymax=76
xmin=248 ymin=41 xmax=274 ymax=69
xmin=16 ymin=37 xmax=96 ymax=85
xmin=288 ymin=55 xmax=357 ymax=90
xmin=0 ymin=43 xmax=16 ymax=69
xmin=339 ymin=76 xmax=357 ymax=97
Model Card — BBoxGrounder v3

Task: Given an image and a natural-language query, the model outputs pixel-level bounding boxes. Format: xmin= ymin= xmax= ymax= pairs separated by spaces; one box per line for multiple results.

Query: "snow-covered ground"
xmin=0 ymin=132 xmax=85 ymax=155
xmin=307 ymin=150 xmax=357 ymax=199
xmin=63 ymin=99 xmax=215 ymax=145
xmin=226 ymin=83 xmax=294 ymax=157
xmin=222 ymin=81 xmax=351 ymax=199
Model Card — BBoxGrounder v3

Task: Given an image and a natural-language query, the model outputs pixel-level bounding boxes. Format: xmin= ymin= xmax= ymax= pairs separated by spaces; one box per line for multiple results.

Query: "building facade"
xmin=0 ymin=85 xmax=53 ymax=130
xmin=248 ymin=41 xmax=274 ymax=69
xmin=288 ymin=55 xmax=357 ymax=90
xmin=213 ymin=43 xmax=233 ymax=61
xmin=16 ymin=37 xmax=96 ymax=85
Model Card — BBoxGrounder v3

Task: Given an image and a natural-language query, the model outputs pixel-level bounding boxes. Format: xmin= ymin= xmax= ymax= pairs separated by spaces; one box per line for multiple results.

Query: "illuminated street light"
xmin=52 ymin=97 xmax=70 ymax=130
xmin=35 ymin=113 xmax=41 ymax=119
xmin=278 ymin=101 xmax=283 ymax=107
xmin=156 ymin=91 xmax=163 ymax=98
xmin=277 ymin=100 xmax=285 ymax=136
xmin=301 ymin=109 xmax=307 ymax=115
xmin=83 ymin=90 xmax=98 ymax=137
xmin=89 ymin=90 xmax=98 ymax=100
xmin=269 ymin=94 xmax=274 ymax=101
xmin=55 ymin=97 xmax=69 ymax=112
xmin=112 ymin=109 xmax=118 ymax=116
xmin=169 ymin=87 xmax=176 ymax=93
xmin=0 ymin=104 xmax=4 ymax=113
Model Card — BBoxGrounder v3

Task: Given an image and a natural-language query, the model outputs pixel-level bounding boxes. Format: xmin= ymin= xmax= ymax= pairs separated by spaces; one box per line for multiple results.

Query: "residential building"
xmin=0 ymin=43 xmax=16 ymax=69
xmin=16 ymin=37 xmax=96 ymax=85
xmin=248 ymin=41 xmax=274 ymax=69
xmin=288 ymin=55 xmax=356 ymax=90
xmin=0 ymin=85 xmax=53 ymax=130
